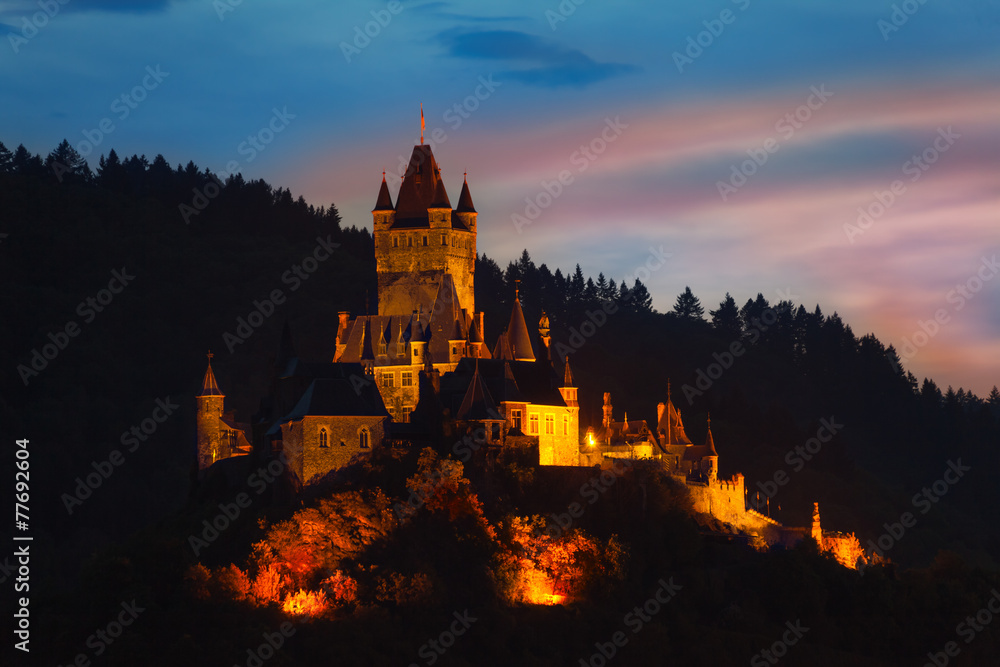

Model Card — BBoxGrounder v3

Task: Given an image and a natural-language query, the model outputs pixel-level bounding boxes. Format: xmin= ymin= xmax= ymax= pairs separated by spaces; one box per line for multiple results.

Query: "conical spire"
xmin=456 ymin=172 xmax=476 ymax=212
xmin=563 ymin=355 xmax=575 ymax=387
xmin=705 ymin=413 xmax=718 ymax=456
xmin=429 ymin=169 xmax=451 ymax=208
xmin=507 ymin=289 xmax=535 ymax=362
xmin=200 ymin=351 xmax=224 ymax=397
xmin=374 ymin=171 xmax=394 ymax=211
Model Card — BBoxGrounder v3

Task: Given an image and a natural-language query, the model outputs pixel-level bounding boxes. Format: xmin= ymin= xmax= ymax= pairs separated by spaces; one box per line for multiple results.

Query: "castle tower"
xmin=602 ymin=392 xmax=613 ymax=428
xmin=372 ymin=141 xmax=477 ymax=316
xmin=703 ymin=414 xmax=718 ymax=481
xmin=811 ymin=502 xmax=823 ymax=544
xmin=559 ymin=355 xmax=578 ymax=408
xmin=196 ymin=352 xmax=225 ymax=471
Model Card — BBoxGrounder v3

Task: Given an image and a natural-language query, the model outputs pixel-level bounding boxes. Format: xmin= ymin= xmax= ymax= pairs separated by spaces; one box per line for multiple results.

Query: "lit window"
xmin=529 ymin=414 xmax=539 ymax=435
xmin=378 ymin=342 xmax=386 ymax=356
xmin=401 ymin=371 xmax=413 ymax=387
xmin=360 ymin=428 xmax=370 ymax=449
xmin=545 ymin=415 xmax=554 ymax=435
xmin=381 ymin=372 xmax=394 ymax=388
xmin=319 ymin=429 xmax=328 ymax=448
xmin=563 ymin=415 xmax=569 ymax=436
xmin=387 ymin=406 xmax=396 ymax=419
xmin=511 ymin=409 xmax=522 ymax=431
xmin=401 ymin=406 xmax=413 ymax=423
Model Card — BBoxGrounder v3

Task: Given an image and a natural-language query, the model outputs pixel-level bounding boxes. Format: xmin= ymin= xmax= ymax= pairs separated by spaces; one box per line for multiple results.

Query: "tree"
xmin=0 ymin=140 xmax=12 ymax=172
xmin=672 ymin=286 xmax=704 ymax=320
xmin=45 ymin=139 xmax=91 ymax=183
xmin=988 ymin=386 xmax=1000 ymax=408
xmin=629 ymin=279 xmax=654 ymax=313
xmin=710 ymin=293 xmax=741 ymax=338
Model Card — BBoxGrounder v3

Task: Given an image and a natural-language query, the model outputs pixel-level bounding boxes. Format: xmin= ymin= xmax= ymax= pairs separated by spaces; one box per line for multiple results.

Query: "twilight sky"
xmin=3 ymin=0 xmax=998 ymax=394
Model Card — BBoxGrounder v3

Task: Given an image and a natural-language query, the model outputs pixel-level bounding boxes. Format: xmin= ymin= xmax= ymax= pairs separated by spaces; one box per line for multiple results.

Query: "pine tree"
xmin=672 ymin=286 xmax=704 ymax=320
xmin=630 ymin=279 xmax=654 ymax=313
xmin=0 ymin=140 xmax=12 ymax=172
xmin=46 ymin=139 xmax=91 ymax=183
xmin=988 ymin=386 xmax=1000 ymax=408
xmin=710 ymin=293 xmax=741 ymax=337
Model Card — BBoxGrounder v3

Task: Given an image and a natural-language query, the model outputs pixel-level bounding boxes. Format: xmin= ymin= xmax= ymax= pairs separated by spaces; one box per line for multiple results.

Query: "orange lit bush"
xmin=282 ymin=588 xmax=330 ymax=617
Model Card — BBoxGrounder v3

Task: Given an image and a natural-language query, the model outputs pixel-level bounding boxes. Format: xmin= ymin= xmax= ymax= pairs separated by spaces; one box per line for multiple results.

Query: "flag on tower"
xmin=420 ymin=103 xmax=425 ymax=144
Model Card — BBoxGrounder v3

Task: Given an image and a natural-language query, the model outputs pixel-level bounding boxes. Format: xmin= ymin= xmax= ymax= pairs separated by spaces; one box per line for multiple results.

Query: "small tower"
xmin=507 ymin=283 xmax=535 ymax=362
xmin=602 ymin=392 xmax=613 ymax=429
xmin=703 ymin=413 xmax=719 ymax=481
xmin=559 ymin=355 xmax=578 ymax=408
xmin=538 ymin=311 xmax=551 ymax=357
xmin=811 ymin=502 xmax=823 ymax=545
xmin=196 ymin=351 xmax=225 ymax=471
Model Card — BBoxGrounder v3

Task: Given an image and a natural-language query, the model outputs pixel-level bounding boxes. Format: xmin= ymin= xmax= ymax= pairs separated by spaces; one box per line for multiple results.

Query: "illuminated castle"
xmin=193 ymin=131 xmax=864 ymax=568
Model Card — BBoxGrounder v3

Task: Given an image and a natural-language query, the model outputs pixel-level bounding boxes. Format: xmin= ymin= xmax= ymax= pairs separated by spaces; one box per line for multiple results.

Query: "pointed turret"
xmin=430 ymin=170 xmax=452 ymax=209
xmin=558 ymin=354 xmax=578 ymax=408
xmin=507 ymin=289 xmax=535 ymax=363
xmin=374 ymin=171 xmax=394 ymax=211
xmin=457 ymin=361 xmax=500 ymax=422
xmin=656 ymin=381 xmax=693 ymax=446
xmin=705 ymin=414 xmax=718 ymax=456
xmin=197 ymin=352 xmax=226 ymax=471
xmin=456 ymin=174 xmax=476 ymax=212
xmin=200 ymin=353 xmax=224 ymax=396
xmin=563 ymin=355 xmax=575 ymax=387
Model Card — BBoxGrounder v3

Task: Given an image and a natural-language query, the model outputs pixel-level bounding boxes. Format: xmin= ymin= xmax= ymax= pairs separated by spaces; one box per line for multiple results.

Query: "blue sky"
xmin=3 ymin=0 xmax=999 ymax=393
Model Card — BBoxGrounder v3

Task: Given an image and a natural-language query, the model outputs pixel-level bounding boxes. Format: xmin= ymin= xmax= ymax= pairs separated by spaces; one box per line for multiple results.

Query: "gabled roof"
xmin=373 ymin=172 xmax=394 ymax=211
xmin=506 ymin=297 xmax=535 ymax=362
xmin=200 ymin=359 xmax=224 ymax=397
xmin=456 ymin=176 xmax=476 ymax=213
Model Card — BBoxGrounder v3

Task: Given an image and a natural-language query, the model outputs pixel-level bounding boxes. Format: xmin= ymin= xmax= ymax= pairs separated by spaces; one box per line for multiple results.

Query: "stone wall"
xmin=375 ymin=228 xmax=476 ymax=315
xmin=281 ymin=415 xmax=386 ymax=485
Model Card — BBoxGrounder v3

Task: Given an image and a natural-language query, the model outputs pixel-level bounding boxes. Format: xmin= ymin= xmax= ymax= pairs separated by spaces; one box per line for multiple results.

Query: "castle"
xmin=194 ymin=134 xmax=865 ymax=568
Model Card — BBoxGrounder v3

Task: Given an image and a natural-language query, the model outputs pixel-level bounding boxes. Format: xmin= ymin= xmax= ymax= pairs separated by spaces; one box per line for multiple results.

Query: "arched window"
xmin=359 ymin=428 xmax=370 ymax=449
xmin=319 ymin=429 xmax=328 ymax=448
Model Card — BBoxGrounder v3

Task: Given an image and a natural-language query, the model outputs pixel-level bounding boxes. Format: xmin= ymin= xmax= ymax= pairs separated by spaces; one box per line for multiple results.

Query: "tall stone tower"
xmin=372 ymin=144 xmax=478 ymax=316
xmin=196 ymin=352 xmax=225 ymax=471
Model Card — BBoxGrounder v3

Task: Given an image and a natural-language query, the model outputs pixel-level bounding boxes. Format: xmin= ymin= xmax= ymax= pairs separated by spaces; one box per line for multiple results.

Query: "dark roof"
xmin=200 ymin=361 xmax=224 ymax=396
xmin=657 ymin=396 xmax=693 ymax=446
xmin=430 ymin=172 xmax=451 ymax=208
xmin=394 ymin=145 xmax=448 ymax=225
xmin=456 ymin=177 xmax=476 ymax=213
xmin=441 ymin=358 xmax=564 ymax=410
xmin=563 ymin=355 xmax=575 ymax=387
xmin=506 ymin=297 xmax=535 ymax=362
xmin=705 ymin=421 xmax=718 ymax=456
xmin=284 ymin=376 xmax=389 ymax=420
xmin=374 ymin=173 xmax=394 ymax=211
xmin=456 ymin=363 xmax=500 ymax=421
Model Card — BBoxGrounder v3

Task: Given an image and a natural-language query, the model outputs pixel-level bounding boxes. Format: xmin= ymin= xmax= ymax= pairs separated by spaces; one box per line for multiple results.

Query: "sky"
xmin=3 ymin=0 xmax=998 ymax=395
